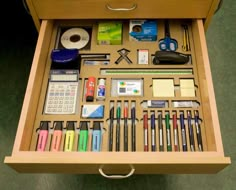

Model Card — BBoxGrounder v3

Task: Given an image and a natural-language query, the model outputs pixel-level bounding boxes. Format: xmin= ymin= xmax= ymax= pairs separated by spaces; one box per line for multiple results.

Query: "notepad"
xmin=180 ymin=79 xmax=195 ymax=97
xmin=153 ymin=79 xmax=175 ymax=97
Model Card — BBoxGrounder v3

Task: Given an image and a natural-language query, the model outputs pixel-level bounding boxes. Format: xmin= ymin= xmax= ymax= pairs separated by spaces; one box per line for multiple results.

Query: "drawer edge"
xmin=4 ymin=155 xmax=230 ymax=174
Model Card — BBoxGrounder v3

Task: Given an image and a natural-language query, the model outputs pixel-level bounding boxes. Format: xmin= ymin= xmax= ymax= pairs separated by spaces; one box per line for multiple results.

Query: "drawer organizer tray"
xmin=4 ymin=19 xmax=230 ymax=178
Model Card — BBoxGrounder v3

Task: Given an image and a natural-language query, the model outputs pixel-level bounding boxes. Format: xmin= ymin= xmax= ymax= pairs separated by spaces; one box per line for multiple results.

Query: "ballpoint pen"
xmin=92 ymin=121 xmax=102 ymax=152
xmin=187 ymin=110 xmax=195 ymax=151
xmin=151 ymin=113 xmax=156 ymax=151
xmin=173 ymin=113 xmax=179 ymax=151
xmin=194 ymin=110 xmax=203 ymax=151
xmin=143 ymin=113 xmax=149 ymax=151
xmin=109 ymin=107 xmax=114 ymax=151
xmin=124 ymin=106 xmax=129 ymax=151
xmin=78 ymin=121 xmax=88 ymax=152
xmin=131 ymin=107 xmax=136 ymax=152
xmin=116 ymin=106 xmax=121 ymax=151
xmin=158 ymin=113 xmax=164 ymax=151
xmin=37 ymin=121 xmax=49 ymax=151
xmin=64 ymin=121 xmax=75 ymax=152
xmin=180 ymin=113 xmax=187 ymax=152
xmin=50 ymin=121 xmax=63 ymax=152
xmin=165 ymin=113 xmax=172 ymax=151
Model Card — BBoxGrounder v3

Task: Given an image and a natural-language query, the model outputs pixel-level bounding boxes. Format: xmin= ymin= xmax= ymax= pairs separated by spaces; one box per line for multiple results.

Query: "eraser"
xmin=147 ymin=100 xmax=167 ymax=108
xmin=82 ymin=105 xmax=104 ymax=118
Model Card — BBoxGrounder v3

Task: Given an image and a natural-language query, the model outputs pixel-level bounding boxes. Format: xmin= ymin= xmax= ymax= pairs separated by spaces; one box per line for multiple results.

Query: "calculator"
xmin=44 ymin=70 xmax=79 ymax=114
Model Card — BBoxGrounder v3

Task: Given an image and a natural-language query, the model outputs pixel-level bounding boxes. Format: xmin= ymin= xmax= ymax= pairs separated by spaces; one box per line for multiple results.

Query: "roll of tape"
xmin=60 ymin=28 xmax=90 ymax=49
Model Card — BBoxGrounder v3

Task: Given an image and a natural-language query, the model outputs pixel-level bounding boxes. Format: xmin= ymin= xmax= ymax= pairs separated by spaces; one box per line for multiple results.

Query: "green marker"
xmin=78 ymin=122 xmax=88 ymax=152
xmin=165 ymin=113 xmax=172 ymax=151
xmin=116 ymin=106 xmax=121 ymax=151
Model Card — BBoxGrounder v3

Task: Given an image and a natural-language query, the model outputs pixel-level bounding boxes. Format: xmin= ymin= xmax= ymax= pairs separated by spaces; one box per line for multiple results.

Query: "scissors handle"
xmin=159 ymin=37 xmax=178 ymax=51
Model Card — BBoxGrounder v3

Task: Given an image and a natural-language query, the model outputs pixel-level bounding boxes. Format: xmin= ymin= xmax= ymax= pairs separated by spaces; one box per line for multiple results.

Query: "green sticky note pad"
xmin=97 ymin=22 xmax=122 ymax=45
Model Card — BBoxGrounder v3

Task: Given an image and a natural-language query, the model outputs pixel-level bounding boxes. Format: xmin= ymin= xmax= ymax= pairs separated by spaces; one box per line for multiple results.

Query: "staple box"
xmin=97 ymin=21 xmax=122 ymax=45
xmin=129 ymin=20 xmax=157 ymax=41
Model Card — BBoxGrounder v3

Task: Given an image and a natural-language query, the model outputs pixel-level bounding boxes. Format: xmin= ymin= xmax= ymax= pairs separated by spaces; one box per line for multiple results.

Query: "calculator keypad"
xmin=44 ymin=82 xmax=78 ymax=114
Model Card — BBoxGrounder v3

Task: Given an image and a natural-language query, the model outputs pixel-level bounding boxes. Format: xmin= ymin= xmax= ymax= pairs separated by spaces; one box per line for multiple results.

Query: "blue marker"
xmin=151 ymin=113 xmax=156 ymax=151
xmin=92 ymin=122 xmax=102 ymax=152
xmin=180 ymin=113 xmax=187 ymax=151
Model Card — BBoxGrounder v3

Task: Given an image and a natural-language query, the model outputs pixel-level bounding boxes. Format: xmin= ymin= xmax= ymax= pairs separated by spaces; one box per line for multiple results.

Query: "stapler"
xmin=153 ymin=51 xmax=190 ymax=64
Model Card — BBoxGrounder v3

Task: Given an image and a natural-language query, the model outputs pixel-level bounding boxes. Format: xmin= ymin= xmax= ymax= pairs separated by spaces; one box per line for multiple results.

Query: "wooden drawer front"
xmin=4 ymin=19 xmax=230 ymax=177
xmin=31 ymin=0 xmax=214 ymax=19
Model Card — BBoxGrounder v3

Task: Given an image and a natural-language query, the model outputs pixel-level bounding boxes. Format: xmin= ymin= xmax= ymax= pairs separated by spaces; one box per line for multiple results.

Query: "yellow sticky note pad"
xmin=180 ymin=79 xmax=195 ymax=97
xmin=153 ymin=79 xmax=175 ymax=97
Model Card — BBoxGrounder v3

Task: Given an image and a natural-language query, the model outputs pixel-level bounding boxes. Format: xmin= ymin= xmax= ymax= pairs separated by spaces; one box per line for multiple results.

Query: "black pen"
xmin=124 ymin=106 xmax=128 ymax=151
xmin=151 ymin=113 xmax=156 ymax=151
xmin=158 ymin=113 xmax=164 ymax=151
xmin=116 ymin=106 xmax=121 ymax=151
xmin=180 ymin=113 xmax=187 ymax=151
xmin=187 ymin=111 xmax=195 ymax=151
xmin=131 ymin=107 xmax=136 ymax=152
xmin=194 ymin=110 xmax=203 ymax=151
xmin=109 ymin=107 xmax=114 ymax=151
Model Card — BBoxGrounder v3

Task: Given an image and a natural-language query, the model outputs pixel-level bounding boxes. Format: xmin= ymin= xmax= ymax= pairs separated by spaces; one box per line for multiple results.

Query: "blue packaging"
xmin=129 ymin=20 xmax=157 ymax=41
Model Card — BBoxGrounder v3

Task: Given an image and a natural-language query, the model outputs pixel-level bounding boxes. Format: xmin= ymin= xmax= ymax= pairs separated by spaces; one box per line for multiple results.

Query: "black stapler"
xmin=153 ymin=51 xmax=190 ymax=64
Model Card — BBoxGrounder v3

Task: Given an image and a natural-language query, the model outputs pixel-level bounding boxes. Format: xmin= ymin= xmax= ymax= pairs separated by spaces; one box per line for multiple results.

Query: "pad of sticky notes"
xmin=180 ymin=79 xmax=195 ymax=97
xmin=153 ymin=79 xmax=175 ymax=97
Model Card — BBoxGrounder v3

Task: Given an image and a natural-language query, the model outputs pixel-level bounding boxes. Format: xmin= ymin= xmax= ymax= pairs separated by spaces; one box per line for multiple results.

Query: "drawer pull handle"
xmin=106 ymin=4 xmax=137 ymax=11
xmin=98 ymin=165 xmax=135 ymax=179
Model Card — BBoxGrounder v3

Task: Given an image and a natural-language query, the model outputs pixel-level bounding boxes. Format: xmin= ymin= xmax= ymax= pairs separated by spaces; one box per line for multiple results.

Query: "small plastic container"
xmin=96 ymin=79 xmax=106 ymax=101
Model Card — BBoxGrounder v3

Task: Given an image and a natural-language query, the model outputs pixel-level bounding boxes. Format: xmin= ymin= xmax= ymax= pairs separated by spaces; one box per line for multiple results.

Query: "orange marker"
xmin=51 ymin=121 xmax=63 ymax=151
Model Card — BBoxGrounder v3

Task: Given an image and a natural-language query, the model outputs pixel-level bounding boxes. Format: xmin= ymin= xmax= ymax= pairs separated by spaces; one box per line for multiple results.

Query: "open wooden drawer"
xmin=4 ymin=19 xmax=230 ymax=178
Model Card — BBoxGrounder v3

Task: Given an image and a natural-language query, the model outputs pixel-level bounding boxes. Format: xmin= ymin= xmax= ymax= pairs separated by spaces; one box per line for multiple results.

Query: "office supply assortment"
xmin=31 ymin=19 xmax=207 ymax=153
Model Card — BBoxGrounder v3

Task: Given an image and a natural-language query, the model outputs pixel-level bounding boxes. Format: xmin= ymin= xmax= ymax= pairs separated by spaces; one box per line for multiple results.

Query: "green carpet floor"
xmin=0 ymin=0 xmax=235 ymax=189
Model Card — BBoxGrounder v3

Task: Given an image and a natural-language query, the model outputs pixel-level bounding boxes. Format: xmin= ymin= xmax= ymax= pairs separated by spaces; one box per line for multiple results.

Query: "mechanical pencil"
xmin=78 ymin=121 xmax=88 ymax=152
xmin=143 ymin=113 xmax=149 ymax=151
xmin=109 ymin=107 xmax=114 ymax=151
xmin=116 ymin=106 xmax=121 ymax=151
xmin=194 ymin=110 xmax=203 ymax=151
xmin=124 ymin=106 xmax=129 ymax=151
xmin=151 ymin=113 xmax=156 ymax=151
xmin=180 ymin=113 xmax=187 ymax=151
xmin=64 ymin=121 xmax=75 ymax=152
xmin=92 ymin=121 xmax=102 ymax=152
xmin=173 ymin=113 xmax=179 ymax=151
xmin=37 ymin=121 xmax=49 ymax=151
xmin=158 ymin=114 xmax=164 ymax=151
xmin=131 ymin=107 xmax=136 ymax=152
xmin=187 ymin=111 xmax=195 ymax=151
xmin=165 ymin=113 xmax=172 ymax=151
xmin=50 ymin=121 xmax=63 ymax=152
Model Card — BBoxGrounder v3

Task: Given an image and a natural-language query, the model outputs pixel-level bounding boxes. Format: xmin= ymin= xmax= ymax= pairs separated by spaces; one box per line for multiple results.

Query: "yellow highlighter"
xmin=64 ymin=121 xmax=75 ymax=152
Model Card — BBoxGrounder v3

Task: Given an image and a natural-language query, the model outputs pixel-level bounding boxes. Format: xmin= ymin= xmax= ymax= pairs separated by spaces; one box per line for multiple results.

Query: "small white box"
xmin=138 ymin=49 xmax=149 ymax=64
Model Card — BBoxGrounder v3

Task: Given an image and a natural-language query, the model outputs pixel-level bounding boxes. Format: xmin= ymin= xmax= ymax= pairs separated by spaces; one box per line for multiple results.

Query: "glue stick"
xmin=96 ymin=79 xmax=106 ymax=101
xmin=86 ymin=77 xmax=96 ymax=102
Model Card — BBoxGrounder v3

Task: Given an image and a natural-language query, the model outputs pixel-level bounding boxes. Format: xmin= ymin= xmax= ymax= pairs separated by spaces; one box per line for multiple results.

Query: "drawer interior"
xmin=19 ymin=19 xmax=217 ymax=152
xmin=5 ymin=19 xmax=230 ymax=174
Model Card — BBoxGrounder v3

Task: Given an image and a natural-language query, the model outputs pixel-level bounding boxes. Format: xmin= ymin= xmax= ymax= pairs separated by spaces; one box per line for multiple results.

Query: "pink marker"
xmin=50 ymin=121 xmax=63 ymax=151
xmin=37 ymin=121 xmax=49 ymax=151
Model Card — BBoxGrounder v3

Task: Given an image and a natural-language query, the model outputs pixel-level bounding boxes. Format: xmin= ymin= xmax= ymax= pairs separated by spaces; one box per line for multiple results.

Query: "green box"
xmin=97 ymin=22 xmax=122 ymax=45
